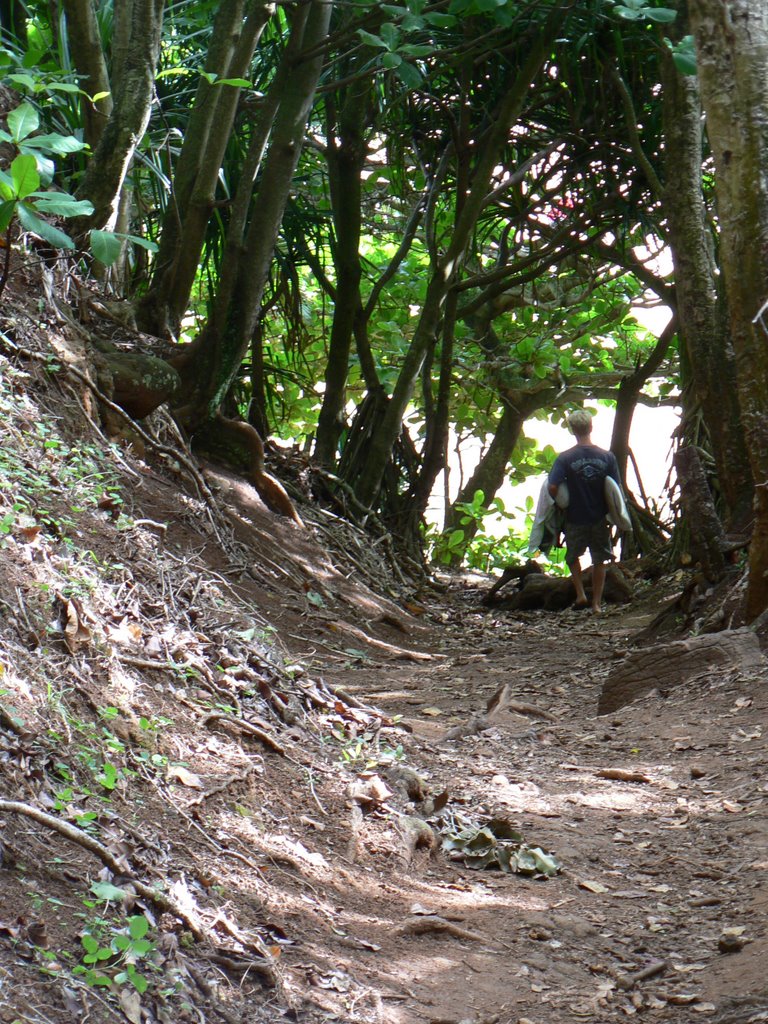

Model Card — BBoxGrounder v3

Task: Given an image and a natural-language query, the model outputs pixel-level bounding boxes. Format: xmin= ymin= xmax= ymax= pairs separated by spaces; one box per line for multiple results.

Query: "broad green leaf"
xmin=17 ymin=203 xmax=75 ymax=247
xmin=614 ymin=6 xmax=641 ymax=18
xmin=645 ymin=7 xmax=677 ymax=22
xmin=7 ymin=101 xmax=38 ymax=141
xmin=7 ymin=73 xmax=37 ymax=91
xmin=81 ymin=934 xmax=100 ymax=954
xmin=128 ymin=915 xmax=150 ymax=940
xmin=396 ymin=61 xmax=422 ymax=89
xmin=129 ymin=969 xmax=149 ymax=994
xmin=215 ymin=77 xmax=252 ymax=87
xmin=90 ymin=880 xmax=127 ymax=901
xmin=0 ymin=171 xmax=14 ymax=199
xmin=91 ymin=91 xmax=111 ymax=102
xmin=89 ymin=229 xmax=123 ymax=265
xmin=114 ymin=232 xmax=159 ymax=253
xmin=358 ymin=29 xmax=384 ymax=48
xmin=0 ymin=199 xmax=16 ymax=232
xmin=24 ymin=132 xmax=86 ymax=155
xmin=29 ymin=195 xmax=94 ymax=217
xmin=380 ymin=22 xmax=400 ymax=49
xmin=673 ymin=51 xmax=697 ymax=75
xmin=382 ymin=52 xmax=402 ymax=68
xmin=46 ymin=82 xmax=83 ymax=94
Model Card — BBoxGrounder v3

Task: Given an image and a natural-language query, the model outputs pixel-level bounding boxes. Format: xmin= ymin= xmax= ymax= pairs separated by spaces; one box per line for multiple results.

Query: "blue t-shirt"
xmin=549 ymin=445 xmax=621 ymax=525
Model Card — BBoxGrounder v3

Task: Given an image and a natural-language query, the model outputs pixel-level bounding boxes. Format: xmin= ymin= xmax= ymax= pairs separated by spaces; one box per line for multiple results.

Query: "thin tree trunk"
xmin=137 ymin=0 xmax=275 ymax=336
xmin=688 ymin=0 xmax=768 ymax=619
xmin=314 ymin=75 xmax=371 ymax=467
xmin=175 ymin=0 xmax=333 ymax=426
xmin=61 ymin=0 xmax=113 ymax=149
xmin=75 ymin=0 xmax=165 ymax=232
xmin=442 ymin=396 xmax=531 ymax=548
xmin=610 ymin=316 xmax=677 ymax=485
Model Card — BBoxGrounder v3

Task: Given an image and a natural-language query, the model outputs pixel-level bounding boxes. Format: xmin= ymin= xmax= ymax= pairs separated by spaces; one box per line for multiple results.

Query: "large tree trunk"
xmin=74 ymin=0 xmax=165 ymax=232
xmin=174 ymin=0 xmax=333 ymax=427
xmin=61 ymin=0 xmax=113 ymax=150
xmin=688 ymin=0 xmax=768 ymax=620
xmin=660 ymin=35 xmax=754 ymax=530
xmin=352 ymin=13 xmax=561 ymax=509
xmin=136 ymin=0 xmax=275 ymax=337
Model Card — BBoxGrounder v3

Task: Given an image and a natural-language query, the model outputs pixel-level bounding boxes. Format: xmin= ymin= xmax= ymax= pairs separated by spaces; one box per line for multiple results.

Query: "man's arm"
xmin=548 ymin=455 xmax=565 ymax=498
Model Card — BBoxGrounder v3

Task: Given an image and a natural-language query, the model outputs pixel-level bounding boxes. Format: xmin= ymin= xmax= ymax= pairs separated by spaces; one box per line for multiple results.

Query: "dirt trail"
xmin=0 ymin=397 xmax=766 ymax=1024
xmin=299 ymin=581 xmax=768 ymax=1024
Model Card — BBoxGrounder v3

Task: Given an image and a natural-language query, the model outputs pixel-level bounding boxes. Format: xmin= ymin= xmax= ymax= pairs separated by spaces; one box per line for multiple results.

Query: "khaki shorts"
xmin=564 ymin=520 xmax=612 ymax=566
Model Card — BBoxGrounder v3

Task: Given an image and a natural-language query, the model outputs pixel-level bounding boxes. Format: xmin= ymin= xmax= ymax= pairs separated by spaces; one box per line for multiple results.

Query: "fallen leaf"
xmin=119 ymin=986 xmax=142 ymax=1024
xmin=421 ymin=707 xmax=443 ymax=717
xmin=722 ymin=800 xmax=743 ymax=813
xmin=579 ymin=879 xmax=610 ymax=894
xmin=56 ymin=595 xmax=92 ymax=654
xmin=167 ymin=766 xmax=204 ymax=789
xmin=692 ymin=1004 xmax=716 ymax=1014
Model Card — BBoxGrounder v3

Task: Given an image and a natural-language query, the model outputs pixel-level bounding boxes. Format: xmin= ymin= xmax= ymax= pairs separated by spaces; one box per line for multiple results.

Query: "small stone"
xmin=690 ymin=766 xmax=707 ymax=779
xmin=718 ymin=933 xmax=746 ymax=954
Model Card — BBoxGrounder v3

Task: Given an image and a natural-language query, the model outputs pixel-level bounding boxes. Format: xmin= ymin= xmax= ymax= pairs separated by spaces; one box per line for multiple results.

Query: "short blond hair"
xmin=567 ymin=409 xmax=593 ymax=437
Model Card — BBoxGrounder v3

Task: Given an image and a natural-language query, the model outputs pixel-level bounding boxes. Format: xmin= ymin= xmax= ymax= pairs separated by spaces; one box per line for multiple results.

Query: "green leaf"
xmin=396 ymin=61 xmax=423 ymax=88
xmin=7 ymin=101 xmax=39 ymax=142
xmin=380 ymin=22 xmax=400 ymax=49
xmin=0 ymin=199 xmax=16 ymax=233
xmin=46 ymin=82 xmax=83 ymax=94
xmin=28 ymin=195 xmax=94 ymax=217
xmin=644 ymin=7 xmax=677 ymax=21
xmin=128 ymin=968 xmax=149 ymax=994
xmin=382 ymin=52 xmax=402 ymax=68
xmin=128 ymin=915 xmax=150 ymax=940
xmin=118 ymin=233 xmax=158 ymax=253
xmin=90 ymin=880 xmax=127 ymax=901
xmin=614 ymin=6 xmax=641 ymax=18
xmin=215 ymin=77 xmax=252 ymax=87
xmin=11 ymin=154 xmax=39 ymax=199
xmin=16 ymin=203 xmax=75 ymax=248
xmin=81 ymin=934 xmax=99 ymax=955
xmin=24 ymin=132 xmax=87 ymax=155
xmin=89 ymin=229 xmax=123 ymax=266
xmin=358 ymin=29 xmax=385 ymax=48
xmin=672 ymin=50 xmax=697 ymax=75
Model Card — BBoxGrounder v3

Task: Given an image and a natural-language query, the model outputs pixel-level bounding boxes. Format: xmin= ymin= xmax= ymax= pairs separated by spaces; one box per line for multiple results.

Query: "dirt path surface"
xmin=0 ymin=365 xmax=766 ymax=1024
xmin=293 ymin=587 xmax=768 ymax=1024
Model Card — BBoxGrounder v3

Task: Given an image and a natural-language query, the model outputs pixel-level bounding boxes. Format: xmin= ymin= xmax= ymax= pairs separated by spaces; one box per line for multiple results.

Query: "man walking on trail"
xmin=548 ymin=410 xmax=621 ymax=615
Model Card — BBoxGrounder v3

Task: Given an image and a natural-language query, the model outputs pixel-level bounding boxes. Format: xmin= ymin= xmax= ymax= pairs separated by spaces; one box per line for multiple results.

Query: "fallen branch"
xmin=200 ymin=712 xmax=285 ymax=754
xmin=0 ymin=800 xmax=204 ymax=940
xmin=398 ymin=915 xmax=483 ymax=942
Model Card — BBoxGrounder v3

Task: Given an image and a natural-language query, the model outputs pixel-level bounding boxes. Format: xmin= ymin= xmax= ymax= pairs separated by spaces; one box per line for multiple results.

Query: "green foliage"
xmin=75 ymin=912 xmax=155 ymax=994
xmin=0 ymin=101 xmax=91 ymax=249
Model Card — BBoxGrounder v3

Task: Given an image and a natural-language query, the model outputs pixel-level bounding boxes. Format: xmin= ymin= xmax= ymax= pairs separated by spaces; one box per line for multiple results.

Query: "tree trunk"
xmin=442 ymin=395 xmax=530 ymax=548
xmin=352 ymin=13 xmax=561 ymax=509
xmin=688 ymin=0 xmax=768 ymax=619
xmin=175 ymin=0 xmax=333 ymax=427
xmin=137 ymin=0 xmax=275 ymax=337
xmin=660 ymin=37 xmax=754 ymax=530
xmin=61 ymin=0 xmax=113 ymax=150
xmin=610 ymin=317 xmax=676 ymax=485
xmin=674 ymin=444 xmax=727 ymax=581
xmin=74 ymin=0 xmax=165 ymax=233
xmin=314 ymin=75 xmax=371 ymax=467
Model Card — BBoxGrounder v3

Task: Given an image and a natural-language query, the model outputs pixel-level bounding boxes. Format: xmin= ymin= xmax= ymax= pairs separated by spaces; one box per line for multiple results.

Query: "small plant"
xmin=74 ymin=913 xmax=155 ymax=994
xmin=0 ymin=101 xmax=92 ymax=258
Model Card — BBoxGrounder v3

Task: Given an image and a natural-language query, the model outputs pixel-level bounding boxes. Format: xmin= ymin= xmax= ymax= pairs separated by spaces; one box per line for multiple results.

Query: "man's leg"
xmin=591 ymin=561 xmax=606 ymax=613
xmin=569 ymin=559 xmax=588 ymax=605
